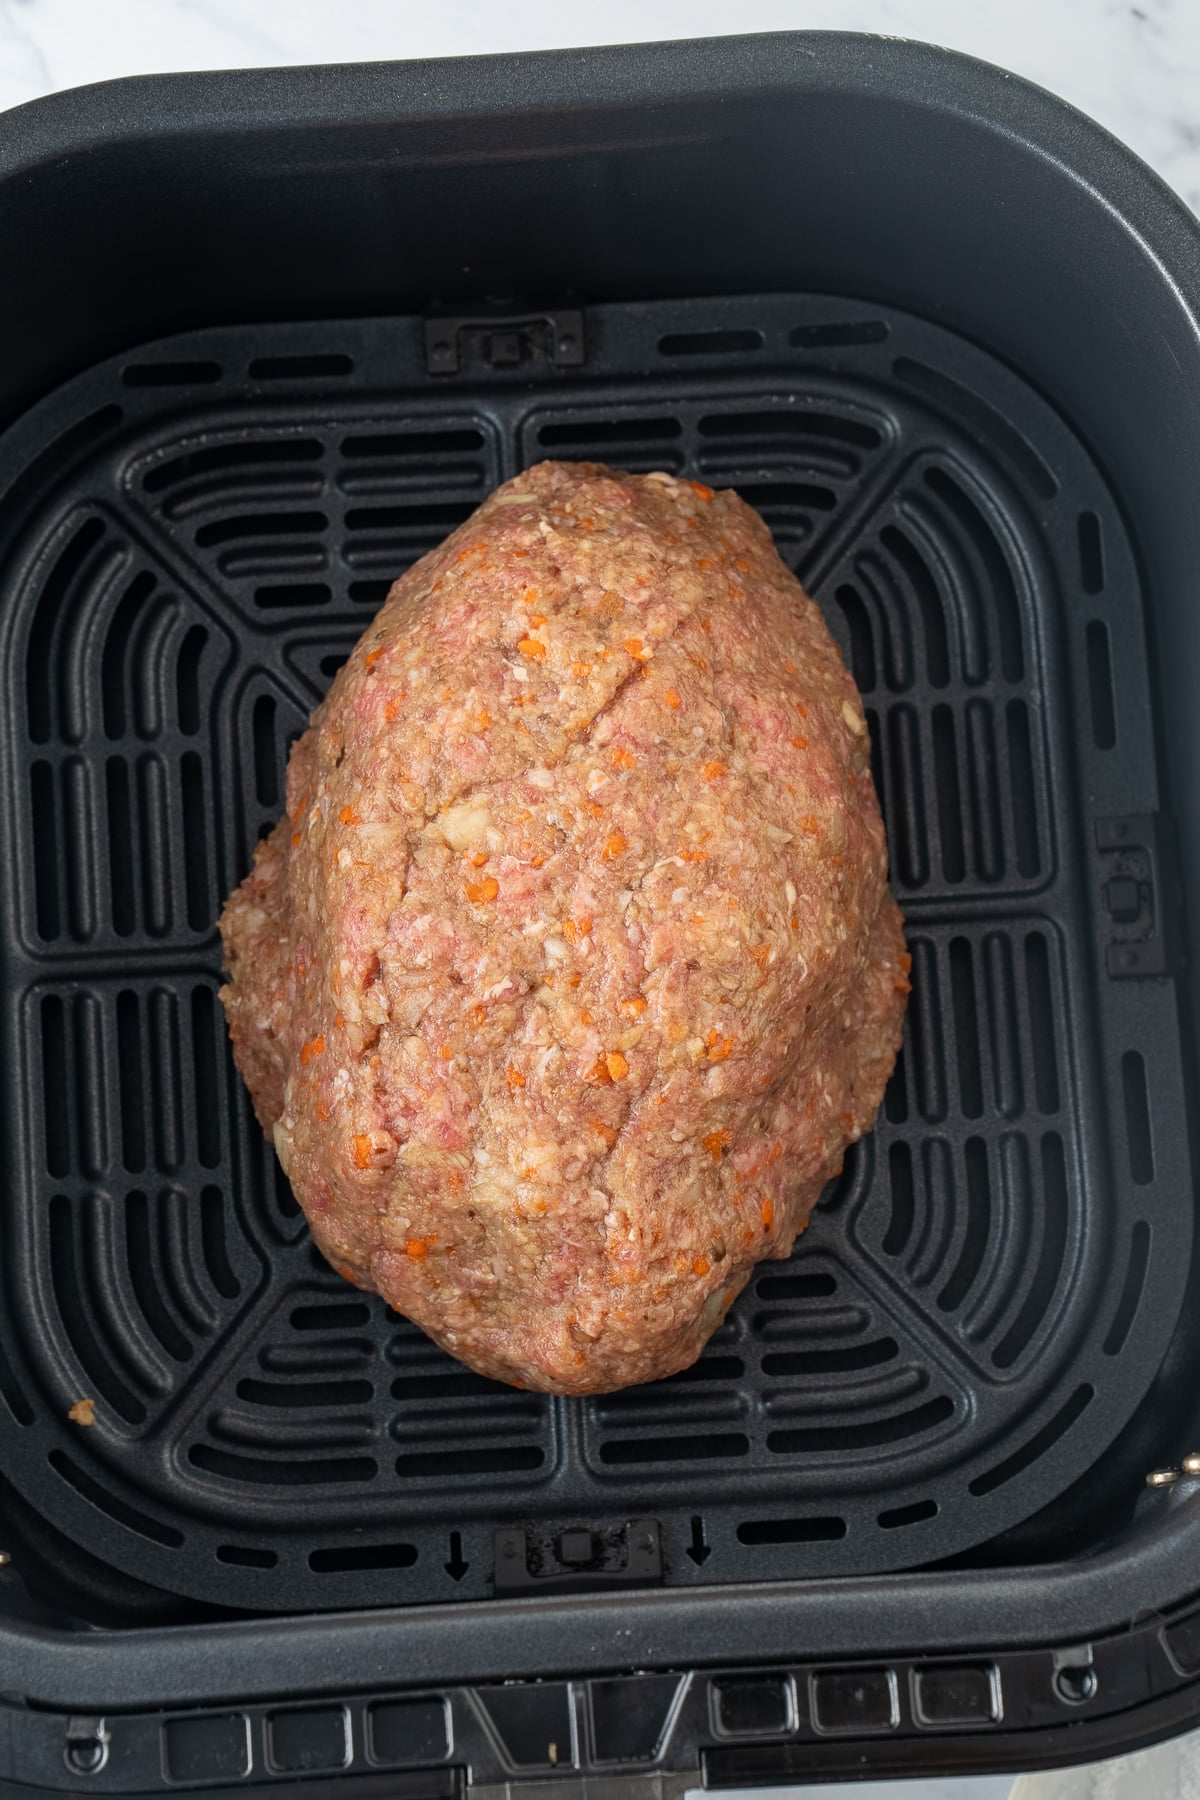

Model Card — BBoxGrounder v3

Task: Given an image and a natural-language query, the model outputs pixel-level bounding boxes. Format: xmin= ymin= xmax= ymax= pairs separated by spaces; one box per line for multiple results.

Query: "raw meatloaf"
xmin=219 ymin=461 xmax=908 ymax=1394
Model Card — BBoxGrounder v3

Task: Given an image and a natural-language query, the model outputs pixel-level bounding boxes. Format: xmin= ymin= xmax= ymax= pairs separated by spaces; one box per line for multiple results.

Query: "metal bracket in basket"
xmin=425 ymin=306 xmax=585 ymax=376
xmin=494 ymin=1517 xmax=663 ymax=1597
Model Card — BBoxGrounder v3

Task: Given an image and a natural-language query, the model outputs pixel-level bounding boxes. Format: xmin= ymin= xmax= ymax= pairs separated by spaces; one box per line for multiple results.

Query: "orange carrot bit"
xmin=700 ymin=617 xmax=712 ymax=633
xmin=438 ymin=1044 xmax=454 ymax=1060
xmin=589 ymin=1117 xmax=618 ymax=1146
xmin=562 ymin=919 xmax=578 ymax=943
xmin=518 ymin=637 xmax=546 ymax=659
xmin=790 ymin=735 xmax=809 ymax=750
xmin=336 ymin=1263 xmax=358 ymax=1283
xmin=352 ymin=1134 xmax=373 ymax=1170
xmin=529 ymin=612 xmax=548 ymax=627
xmin=580 ymin=515 xmax=596 ymax=530
xmin=663 ymin=688 xmax=682 ymax=710
xmin=338 ymin=805 xmax=361 ymax=826
xmin=799 ymin=814 xmax=821 ymax=835
xmin=899 ymin=952 xmax=913 ymax=974
xmin=784 ymin=657 xmax=797 ymax=675
xmin=291 ymin=832 xmax=301 ymax=848
xmin=585 ymin=800 xmax=606 ymax=819
xmin=790 ymin=915 xmax=800 ymax=931
xmin=795 ymin=699 xmax=808 ymax=717
xmin=688 ymin=481 xmax=714 ymax=501
xmin=567 ymin=972 xmax=583 ymax=989
xmin=470 ymin=851 xmax=489 ymax=867
xmin=465 ymin=875 xmax=499 ymax=903
xmin=601 ymin=830 xmax=627 ymax=861
xmin=476 ymin=707 xmax=492 ymax=730
xmin=578 ymin=916 xmax=594 ymax=936
xmin=702 ymin=1128 xmax=730 ymax=1161
xmin=334 ymin=1013 xmax=345 ymax=1031
xmin=736 ymin=557 xmax=751 ymax=573
xmin=750 ymin=943 xmax=770 ymax=969
xmin=761 ymin=1198 xmax=775 ymax=1230
xmin=841 ymin=1111 xmax=855 ymax=1130
xmin=530 ymin=853 xmax=547 ymax=868
xmin=606 ymin=1050 xmax=630 ymax=1082
xmin=702 ymin=759 xmax=727 ymax=781
xmin=579 ymin=1009 xmax=595 ymax=1027
xmin=316 ymin=1099 xmax=331 ymax=1122
xmin=623 ymin=637 xmax=650 ymax=660
xmin=507 ymin=1065 xmax=526 ymax=1089
xmin=364 ymin=647 xmax=384 ymax=669
xmin=472 ymin=1004 xmax=487 ymax=1027
xmin=696 ymin=557 xmax=713 ymax=570
xmin=692 ymin=1255 xmax=710 ymax=1277
xmin=405 ymin=1237 xmax=428 ymax=1260
xmin=706 ymin=1030 xmax=734 ymax=1062
xmin=571 ymin=659 xmax=591 ymax=679
xmin=587 ymin=1056 xmax=613 ymax=1085
xmin=610 ymin=746 xmax=637 ymax=770
xmin=621 ymin=995 xmax=648 ymax=1015
xmin=299 ymin=1035 xmax=325 ymax=1066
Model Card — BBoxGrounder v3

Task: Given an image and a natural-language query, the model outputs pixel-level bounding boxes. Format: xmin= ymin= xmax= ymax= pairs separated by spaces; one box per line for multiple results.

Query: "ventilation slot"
xmin=1086 ymin=621 xmax=1116 ymax=749
xmin=1121 ymin=1051 xmax=1154 ymax=1185
xmin=343 ymin=427 xmax=484 ymax=458
xmin=179 ymin=752 xmax=210 ymax=931
xmin=878 ymin=1498 xmax=938 ymax=1530
xmin=191 ymin=987 xmax=222 ymax=1170
xmin=200 ymin=1187 xmax=240 ymax=1300
xmin=597 ymin=1435 xmax=748 ymax=1465
xmin=993 ymin=1134 xmax=1069 ymax=1369
xmin=0 ymin=1339 xmax=33 ymax=1426
xmin=143 ymin=437 xmax=323 ymax=495
xmin=249 ymin=354 xmax=353 ymax=380
xmin=49 ymin=1450 xmax=183 ymax=1545
xmin=659 ymin=328 xmax=763 ymax=356
xmin=699 ymin=408 xmax=881 ymax=450
xmin=880 ymin=524 xmax=950 ymax=689
xmin=252 ymin=694 xmax=280 ymax=807
xmin=938 ymin=1138 xmax=990 ymax=1314
xmin=925 ymin=466 xmax=1024 ymax=682
xmin=217 ymin=1544 xmax=277 ymax=1568
xmin=756 ymin=1271 xmax=836 ymax=1302
xmin=1025 ymin=933 xmax=1060 ymax=1114
xmin=309 ymin=1542 xmax=417 ymax=1572
xmin=737 ymin=1516 xmax=847 ymax=1544
xmin=189 ymin=1445 xmax=376 ymax=1485
xmin=968 ymin=1385 xmax=1093 ymax=1496
xmin=116 ymin=991 xmax=146 ymax=1172
xmin=767 ymin=1396 xmax=954 ymax=1454
xmin=31 ymin=761 xmax=60 ymax=939
xmin=292 ymin=1302 xmax=371 ymax=1332
xmin=791 ymin=320 xmax=888 ymax=348
xmin=893 ymin=358 xmax=1057 ymax=498
xmin=256 ymin=582 xmax=333 ymax=609
xmin=125 ymin=1191 xmax=193 ymax=1362
xmin=883 ymin=1143 xmax=915 ymax=1259
xmin=123 ymin=361 xmax=221 ymax=387
xmin=1006 ymin=701 xmax=1040 ymax=877
xmin=395 ymin=1445 xmax=546 ymax=1477
xmin=48 ymin=1195 xmax=147 ymax=1424
xmin=1078 ymin=512 xmax=1104 ymax=594
xmin=26 ymin=517 xmax=107 ymax=743
xmin=1104 ymin=1221 xmax=1151 ymax=1355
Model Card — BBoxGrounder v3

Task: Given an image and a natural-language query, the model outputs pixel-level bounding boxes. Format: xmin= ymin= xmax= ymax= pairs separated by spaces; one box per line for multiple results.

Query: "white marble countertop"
xmin=1 ymin=4 xmax=1198 ymax=1799
xmin=0 ymin=0 xmax=1198 ymax=215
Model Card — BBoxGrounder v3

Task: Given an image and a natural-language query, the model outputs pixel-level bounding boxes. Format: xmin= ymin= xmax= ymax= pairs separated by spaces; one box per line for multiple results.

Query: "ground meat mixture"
xmin=219 ymin=461 xmax=908 ymax=1394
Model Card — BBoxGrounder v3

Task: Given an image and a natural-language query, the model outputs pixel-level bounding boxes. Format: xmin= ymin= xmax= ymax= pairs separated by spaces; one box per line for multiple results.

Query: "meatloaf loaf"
xmin=219 ymin=460 xmax=909 ymax=1393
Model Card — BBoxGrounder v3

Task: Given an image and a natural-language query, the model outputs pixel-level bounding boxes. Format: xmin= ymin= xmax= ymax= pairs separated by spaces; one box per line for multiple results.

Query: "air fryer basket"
xmin=0 ymin=31 xmax=1197 ymax=1798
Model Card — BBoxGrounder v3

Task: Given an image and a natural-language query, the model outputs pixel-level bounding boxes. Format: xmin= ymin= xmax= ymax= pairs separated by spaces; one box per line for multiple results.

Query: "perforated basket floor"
xmin=0 ymin=295 xmax=1189 ymax=1617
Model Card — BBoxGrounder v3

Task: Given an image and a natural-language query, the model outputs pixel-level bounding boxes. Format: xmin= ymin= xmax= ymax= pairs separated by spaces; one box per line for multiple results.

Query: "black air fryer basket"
xmin=0 ymin=31 xmax=1197 ymax=1797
